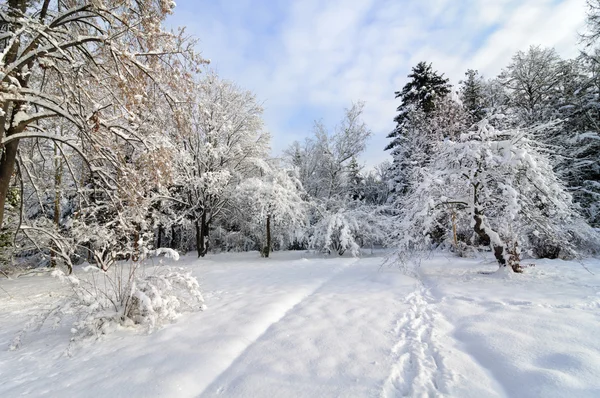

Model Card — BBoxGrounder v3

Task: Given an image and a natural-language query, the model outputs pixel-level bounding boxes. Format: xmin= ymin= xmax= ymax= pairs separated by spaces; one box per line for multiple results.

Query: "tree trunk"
xmin=50 ymin=143 xmax=63 ymax=268
xmin=157 ymin=224 xmax=164 ymax=249
xmin=196 ymin=211 xmax=209 ymax=257
xmin=132 ymin=224 xmax=140 ymax=262
xmin=0 ymin=0 xmax=32 ymax=230
xmin=451 ymin=208 xmax=458 ymax=248
xmin=170 ymin=224 xmax=180 ymax=250
xmin=262 ymin=214 xmax=271 ymax=258
xmin=0 ymin=140 xmax=19 ymax=231
xmin=473 ymin=208 xmax=507 ymax=266
xmin=472 ymin=184 xmax=522 ymax=273
xmin=195 ymin=220 xmax=201 ymax=257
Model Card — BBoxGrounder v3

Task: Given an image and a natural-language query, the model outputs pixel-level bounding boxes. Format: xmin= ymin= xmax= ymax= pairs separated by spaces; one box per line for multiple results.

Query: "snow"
xmin=1 ymin=251 xmax=600 ymax=397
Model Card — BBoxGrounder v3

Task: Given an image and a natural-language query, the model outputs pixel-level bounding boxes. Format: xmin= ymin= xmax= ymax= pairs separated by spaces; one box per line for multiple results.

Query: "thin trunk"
xmin=195 ymin=220 xmax=201 ymax=257
xmin=51 ymin=143 xmax=62 ymax=268
xmin=132 ymin=224 xmax=140 ymax=262
xmin=157 ymin=224 xmax=163 ymax=249
xmin=197 ymin=211 xmax=209 ymax=257
xmin=263 ymin=214 xmax=271 ymax=258
xmin=451 ymin=208 xmax=458 ymax=248
xmin=170 ymin=224 xmax=178 ymax=249
xmin=0 ymin=0 xmax=31 ymax=230
xmin=473 ymin=207 xmax=506 ymax=266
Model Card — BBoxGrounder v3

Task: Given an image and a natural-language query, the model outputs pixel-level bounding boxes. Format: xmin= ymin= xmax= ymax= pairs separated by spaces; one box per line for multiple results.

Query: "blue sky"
xmin=167 ymin=0 xmax=586 ymax=168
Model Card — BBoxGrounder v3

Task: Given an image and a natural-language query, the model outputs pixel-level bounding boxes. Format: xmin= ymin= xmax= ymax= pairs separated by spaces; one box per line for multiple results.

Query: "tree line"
xmin=1 ymin=1 xmax=599 ymax=277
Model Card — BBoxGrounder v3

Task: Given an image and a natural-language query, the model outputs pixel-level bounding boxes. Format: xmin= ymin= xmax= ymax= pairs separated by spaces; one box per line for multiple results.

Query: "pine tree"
xmin=386 ymin=63 xmax=452 ymax=200
xmin=459 ymin=69 xmax=486 ymax=122
xmin=347 ymin=157 xmax=365 ymax=201
xmin=386 ymin=62 xmax=451 ymax=151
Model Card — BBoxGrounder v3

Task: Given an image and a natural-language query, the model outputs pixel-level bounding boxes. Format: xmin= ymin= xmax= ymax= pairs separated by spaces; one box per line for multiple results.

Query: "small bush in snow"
xmin=10 ymin=255 xmax=204 ymax=351
xmin=53 ymin=264 xmax=205 ymax=339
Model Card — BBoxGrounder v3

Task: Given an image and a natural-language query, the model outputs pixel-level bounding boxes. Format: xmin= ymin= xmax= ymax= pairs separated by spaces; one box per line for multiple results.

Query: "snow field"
xmin=0 ymin=251 xmax=599 ymax=398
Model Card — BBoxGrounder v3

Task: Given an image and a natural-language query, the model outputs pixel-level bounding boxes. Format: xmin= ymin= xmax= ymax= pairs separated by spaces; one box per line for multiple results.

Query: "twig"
xmin=0 ymin=284 xmax=14 ymax=299
xmin=577 ymin=258 xmax=595 ymax=275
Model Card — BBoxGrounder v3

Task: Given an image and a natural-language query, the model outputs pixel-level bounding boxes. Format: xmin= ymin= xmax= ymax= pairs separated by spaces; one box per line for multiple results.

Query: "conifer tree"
xmin=385 ymin=62 xmax=451 ymax=151
xmin=459 ymin=69 xmax=486 ymax=122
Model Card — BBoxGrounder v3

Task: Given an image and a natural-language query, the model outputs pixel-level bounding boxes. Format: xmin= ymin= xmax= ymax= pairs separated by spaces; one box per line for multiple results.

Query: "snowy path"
xmin=1 ymin=252 xmax=600 ymax=397
xmin=200 ymin=256 xmax=414 ymax=397
xmin=381 ymin=282 xmax=453 ymax=398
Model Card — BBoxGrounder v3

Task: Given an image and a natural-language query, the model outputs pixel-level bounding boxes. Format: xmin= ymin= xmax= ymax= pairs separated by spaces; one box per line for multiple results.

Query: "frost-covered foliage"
xmin=388 ymin=96 xmax=469 ymax=196
xmin=9 ymin=252 xmax=204 ymax=352
xmin=51 ymin=261 xmax=204 ymax=340
xmin=310 ymin=207 xmax=360 ymax=256
xmin=170 ymin=72 xmax=271 ymax=257
xmin=386 ymin=62 xmax=451 ymax=153
xmin=0 ymin=0 xmax=206 ymax=270
xmin=309 ymin=202 xmax=391 ymax=256
xmin=388 ymin=11 xmax=600 ymax=269
xmin=230 ymin=164 xmax=307 ymax=256
xmin=286 ymin=102 xmax=371 ymax=200
xmin=391 ymin=117 xmax=598 ymax=271
xmin=284 ymin=102 xmax=392 ymax=256
xmin=498 ymin=46 xmax=563 ymax=125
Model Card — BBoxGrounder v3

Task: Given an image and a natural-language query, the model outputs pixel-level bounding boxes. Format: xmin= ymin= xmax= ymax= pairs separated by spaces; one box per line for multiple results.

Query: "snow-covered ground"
xmin=1 ymin=251 xmax=599 ymax=397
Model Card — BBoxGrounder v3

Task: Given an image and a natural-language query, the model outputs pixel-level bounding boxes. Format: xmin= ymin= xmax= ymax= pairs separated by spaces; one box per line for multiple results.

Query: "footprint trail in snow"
xmin=382 ymin=283 xmax=454 ymax=398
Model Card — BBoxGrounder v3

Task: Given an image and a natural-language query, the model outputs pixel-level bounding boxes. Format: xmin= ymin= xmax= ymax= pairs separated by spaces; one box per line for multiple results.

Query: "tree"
xmin=581 ymin=0 xmax=600 ymax=46
xmin=386 ymin=62 xmax=452 ymax=202
xmin=0 ymin=0 xmax=194 ymax=229
xmin=392 ymin=117 xmax=597 ymax=272
xmin=0 ymin=0 xmax=205 ymax=270
xmin=176 ymin=73 xmax=270 ymax=257
xmin=386 ymin=62 xmax=451 ymax=151
xmin=459 ymin=69 xmax=486 ymax=122
xmin=563 ymin=1 xmax=600 ymax=227
xmin=346 ymin=157 xmax=365 ymax=201
xmin=283 ymin=102 xmax=391 ymax=256
xmin=362 ymin=161 xmax=393 ymax=206
xmin=549 ymin=57 xmax=600 ymax=227
xmin=233 ymin=165 xmax=306 ymax=257
xmin=388 ymin=95 xmax=468 ymax=198
xmin=499 ymin=46 xmax=562 ymax=126
xmin=285 ymin=102 xmax=371 ymax=201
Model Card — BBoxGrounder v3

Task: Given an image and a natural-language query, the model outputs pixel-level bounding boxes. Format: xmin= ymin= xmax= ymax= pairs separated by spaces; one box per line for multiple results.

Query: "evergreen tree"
xmin=386 ymin=62 xmax=452 ymax=200
xmin=386 ymin=62 xmax=451 ymax=151
xmin=347 ymin=157 xmax=365 ymax=201
xmin=459 ymin=69 xmax=486 ymax=122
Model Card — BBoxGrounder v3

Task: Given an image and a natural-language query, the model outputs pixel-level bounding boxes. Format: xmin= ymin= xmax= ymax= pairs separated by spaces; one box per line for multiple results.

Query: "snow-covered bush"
xmin=310 ymin=208 xmax=361 ymax=256
xmin=9 ymin=253 xmax=205 ymax=351
xmin=52 ymin=260 xmax=204 ymax=340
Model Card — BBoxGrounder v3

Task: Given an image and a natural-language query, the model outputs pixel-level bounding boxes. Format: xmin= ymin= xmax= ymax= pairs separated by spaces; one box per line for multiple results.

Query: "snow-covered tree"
xmin=459 ymin=69 xmax=486 ymax=122
xmin=389 ymin=95 xmax=468 ymax=199
xmin=392 ymin=117 xmax=598 ymax=272
xmin=499 ymin=46 xmax=563 ymax=126
xmin=386 ymin=62 xmax=451 ymax=152
xmin=232 ymin=165 xmax=306 ymax=257
xmin=386 ymin=62 xmax=453 ymax=202
xmin=175 ymin=72 xmax=270 ymax=256
xmin=285 ymin=102 xmax=371 ymax=200
xmin=283 ymin=102 xmax=392 ymax=256
xmin=0 ymin=0 xmax=206 ymax=270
